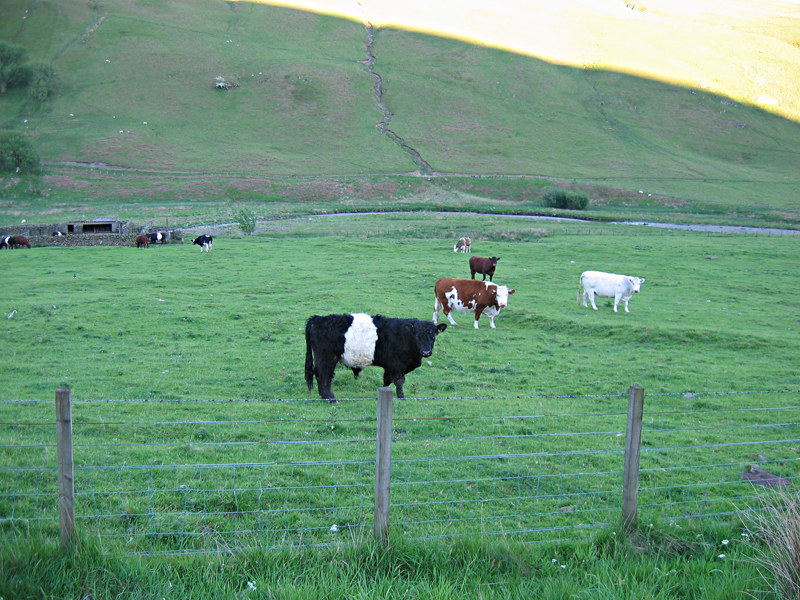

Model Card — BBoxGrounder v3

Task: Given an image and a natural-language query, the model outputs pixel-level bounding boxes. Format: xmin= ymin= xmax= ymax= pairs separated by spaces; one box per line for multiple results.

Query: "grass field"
xmin=2 ymin=214 xmax=799 ymax=597
xmin=3 ymin=214 xmax=800 ymax=399
xmin=3 ymin=0 xmax=800 ymax=595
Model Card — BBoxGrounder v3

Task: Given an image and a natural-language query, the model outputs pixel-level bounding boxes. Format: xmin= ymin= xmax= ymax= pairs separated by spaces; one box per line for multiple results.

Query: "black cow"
xmin=469 ymin=256 xmax=499 ymax=281
xmin=192 ymin=234 xmax=212 ymax=252
xmin=147 ymin=231 xmax=167 ymax=245
xmin=304 ymin=313 xmax=447 ymax=401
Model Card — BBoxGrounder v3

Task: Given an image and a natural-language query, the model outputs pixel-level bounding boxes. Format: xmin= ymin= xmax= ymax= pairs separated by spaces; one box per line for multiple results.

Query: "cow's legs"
xmin=613 ymin=294 xmax=622 ymax=313
xmin=437 ymin=301 xmax=458 ymax=326
xmin=585 ymin=290 xmax=598 ymax=310
xmin=384 ymin=371 xmax=406 ymax=399
xmin=473 ymin=307 xmax=485 ymax=329
xmin=314 ymin=355 xmax=338 ymax=401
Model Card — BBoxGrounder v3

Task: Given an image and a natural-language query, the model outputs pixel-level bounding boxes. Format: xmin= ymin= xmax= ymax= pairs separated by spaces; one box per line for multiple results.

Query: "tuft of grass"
xmin=741 ymin=489 xmax=800 ymax=599
xmin=0 ymin=527 xmax=768 ymax=600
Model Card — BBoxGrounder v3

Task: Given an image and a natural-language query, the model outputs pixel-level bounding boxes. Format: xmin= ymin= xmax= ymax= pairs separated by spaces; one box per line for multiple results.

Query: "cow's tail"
xmin=304 ymin=318 xmax=315 ymax=391
xmin=577 ymin=276 xmax=582 ymax=307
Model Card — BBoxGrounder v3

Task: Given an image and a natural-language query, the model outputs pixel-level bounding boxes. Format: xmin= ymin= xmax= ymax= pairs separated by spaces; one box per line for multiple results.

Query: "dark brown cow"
xmin=3 ymin=235 xmax=31 ymax=249
xmin=469 ymin=256 xmax=499 ymax=281
xmin=135 ymin=234 xmax=149 ymax=248
xmin=433 ymin=278 xmax=515 ymax=329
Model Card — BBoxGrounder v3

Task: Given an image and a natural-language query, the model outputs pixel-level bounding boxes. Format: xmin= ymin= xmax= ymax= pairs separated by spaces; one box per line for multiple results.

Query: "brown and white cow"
xmin=433 ymin=278 xmax=515 ymax=329
xmin=453 ymin=237 xmax=471 ymax=253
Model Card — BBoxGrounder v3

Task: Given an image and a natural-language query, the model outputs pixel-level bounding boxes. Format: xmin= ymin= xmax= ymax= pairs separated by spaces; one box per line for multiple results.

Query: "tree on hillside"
xmin=0 ymin=132 xmax=41 ymax=173
xmin=24 ymin=61 xmax=57 ymax=100
xmin=0 ymin=41 xmax=28 ymax=93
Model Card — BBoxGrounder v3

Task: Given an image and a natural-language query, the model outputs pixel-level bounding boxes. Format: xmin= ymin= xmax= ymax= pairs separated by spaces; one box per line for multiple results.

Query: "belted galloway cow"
xmin=305 ymin=313 xmax=446 ymax=401
xmin=579 ymin=271 xmax=646 ymax=313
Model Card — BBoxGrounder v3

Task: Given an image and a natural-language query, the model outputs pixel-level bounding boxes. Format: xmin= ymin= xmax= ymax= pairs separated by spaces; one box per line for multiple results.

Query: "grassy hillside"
xmin=0 ymin=0 xmax=799 ymax=226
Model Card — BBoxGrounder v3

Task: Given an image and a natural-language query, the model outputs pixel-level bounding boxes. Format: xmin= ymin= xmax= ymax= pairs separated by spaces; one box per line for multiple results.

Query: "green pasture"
xmin=3 ymin=213 xmax=800 ymax=399
xmin=2 ymin=214 xmax=798 ymax=596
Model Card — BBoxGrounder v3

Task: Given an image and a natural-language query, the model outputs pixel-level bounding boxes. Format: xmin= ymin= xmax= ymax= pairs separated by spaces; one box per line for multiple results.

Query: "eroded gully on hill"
xmin=360 ymin=24 xmax=434 ymax=176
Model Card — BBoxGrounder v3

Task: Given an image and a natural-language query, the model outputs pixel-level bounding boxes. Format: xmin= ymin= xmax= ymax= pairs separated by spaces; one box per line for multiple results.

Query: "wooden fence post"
xmin=374 ymin=386 xmax=394 ymax=546
xmin=56 ymin=386 xmax=76 ymax=551
xmin=622 ymin=385 xmax=645 ymax=530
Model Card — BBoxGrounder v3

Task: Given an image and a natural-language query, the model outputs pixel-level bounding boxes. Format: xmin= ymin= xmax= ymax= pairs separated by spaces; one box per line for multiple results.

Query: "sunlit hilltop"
xmin=249 ymin=0 xmax=800 ymax=121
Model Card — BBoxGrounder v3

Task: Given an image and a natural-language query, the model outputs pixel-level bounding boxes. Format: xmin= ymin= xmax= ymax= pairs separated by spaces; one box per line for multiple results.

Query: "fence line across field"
xmin=1 ymin=387 xmax=797 ymax=555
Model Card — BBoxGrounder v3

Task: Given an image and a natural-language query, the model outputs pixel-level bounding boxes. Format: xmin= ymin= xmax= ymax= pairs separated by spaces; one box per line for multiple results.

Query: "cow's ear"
xmin=404 ymin=322 xmax=414 ymax=331
xmin=436 ymin=323 xmax=447 ymax=334
xmin=508 ymin=289 xmax=516 ymax=295
xmin=640 ymin=278 xmax=646 ymax=283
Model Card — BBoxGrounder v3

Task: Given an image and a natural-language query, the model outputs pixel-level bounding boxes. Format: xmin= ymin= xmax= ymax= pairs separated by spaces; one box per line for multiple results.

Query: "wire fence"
xmin=1 ymin=388 xmax=798 ymax=555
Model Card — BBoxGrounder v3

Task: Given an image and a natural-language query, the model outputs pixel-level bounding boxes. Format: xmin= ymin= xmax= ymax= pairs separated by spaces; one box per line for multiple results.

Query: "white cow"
xmin=580 ymin=271 xmax=645 ymax=313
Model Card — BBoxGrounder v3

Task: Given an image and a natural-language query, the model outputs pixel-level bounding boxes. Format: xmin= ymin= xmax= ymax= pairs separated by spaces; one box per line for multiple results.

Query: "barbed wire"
xmin=2 ymin=388 xmax=797 ymax=404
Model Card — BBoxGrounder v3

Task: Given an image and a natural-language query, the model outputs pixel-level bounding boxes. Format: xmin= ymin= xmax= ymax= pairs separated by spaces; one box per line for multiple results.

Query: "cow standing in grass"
xmin=469 ymin=256 xmax=499 ymax=281
xmin=193 ymin=235 xmax=212 ymax=252
xmin=454 ymin=237 xmax=471 ymax=253
xmin=579 ymin=271 xmax=646 ymax=313
xmin=3 ymin=235 xmax=31 ymax=249
xmin=304 ymin=313 xmax=447 ymax=401
xmin=434 ymin=278 xmax=515 ymax=329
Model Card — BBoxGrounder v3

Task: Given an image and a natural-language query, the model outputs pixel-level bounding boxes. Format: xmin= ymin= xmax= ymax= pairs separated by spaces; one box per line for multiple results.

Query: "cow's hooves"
xmin=327 ymin=398 xmax=338 ymax=404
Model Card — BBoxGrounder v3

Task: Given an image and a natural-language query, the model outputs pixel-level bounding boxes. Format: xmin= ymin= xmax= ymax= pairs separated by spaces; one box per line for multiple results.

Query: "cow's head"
xmin=407 ymin=321 xmax=447 ymax=357
xmin=630 ymin=277 xmax=646 ymax=293
xmin=495 ymin=285 xmax=515 ymax=308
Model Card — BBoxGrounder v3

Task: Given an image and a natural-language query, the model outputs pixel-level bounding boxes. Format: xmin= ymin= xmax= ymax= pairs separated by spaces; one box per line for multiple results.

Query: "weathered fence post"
xmin=56 ymin=386 xmax=76 ymax=551
xmin=374 ymin=386 xmax=394 ymax=546
xmin=622 ymin=385 xmax=645 ymax=530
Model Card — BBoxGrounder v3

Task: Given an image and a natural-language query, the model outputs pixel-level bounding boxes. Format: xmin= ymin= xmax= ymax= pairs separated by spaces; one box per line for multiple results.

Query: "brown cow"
xmin=135 ymin=234 xmax=149 ymax=248
xmin=3 ymin=235 xmax=31 ymax=249
xmin=469 ymin=256 xmax=499 ymax=281
xmin=433 ymin=278 xmax=515 ymax=329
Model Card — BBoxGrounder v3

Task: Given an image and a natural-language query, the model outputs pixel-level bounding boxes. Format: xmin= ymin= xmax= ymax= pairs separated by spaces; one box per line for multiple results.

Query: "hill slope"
xmin=1 ymin=0 xmax=799 ymax=219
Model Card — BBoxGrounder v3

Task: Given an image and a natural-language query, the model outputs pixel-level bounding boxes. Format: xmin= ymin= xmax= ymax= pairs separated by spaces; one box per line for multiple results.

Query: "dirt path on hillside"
xmin=361 ymin=24 xmax=434 ymax=175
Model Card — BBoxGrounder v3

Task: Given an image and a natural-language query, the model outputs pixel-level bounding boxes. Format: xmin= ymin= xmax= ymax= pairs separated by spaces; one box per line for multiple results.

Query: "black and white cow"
xmin=192 ymin=234 xmax=212 ymax=252
xmin=304 ymin=313 xmax=447 ymax=401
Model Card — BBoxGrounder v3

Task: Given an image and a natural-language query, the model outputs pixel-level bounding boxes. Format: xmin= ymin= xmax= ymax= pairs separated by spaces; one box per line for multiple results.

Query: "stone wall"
xmin=25 ymin=233 xmax=141 ymax=247
xmin=2 ymin=230 xmax=185 ymax=248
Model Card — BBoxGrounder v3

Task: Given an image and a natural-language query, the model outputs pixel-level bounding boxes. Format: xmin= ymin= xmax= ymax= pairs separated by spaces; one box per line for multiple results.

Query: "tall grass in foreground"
xmin=742 ymin=489 xmax=800 ymax=599
xmin=0 ymin=525 xmax=770 ymax=600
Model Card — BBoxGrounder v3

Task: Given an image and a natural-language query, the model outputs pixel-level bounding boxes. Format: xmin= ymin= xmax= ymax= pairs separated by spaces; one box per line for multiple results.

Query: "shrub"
xmin=0 ymin=132 xmax=41 ymax=173
xmin=23 ymin=61 xmax=57 ymax=101
xmin=0 ymin=41 xmax=28 ymax=93
xmin=543 ymin=187 xmax=589 ymax=210
xmin=236 ymin=208 xmax=258 ymax=235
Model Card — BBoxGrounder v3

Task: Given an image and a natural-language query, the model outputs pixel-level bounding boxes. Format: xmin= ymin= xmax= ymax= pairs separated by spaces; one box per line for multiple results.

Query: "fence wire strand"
xmin=1 ymin=389 xmax=798 ymax=554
